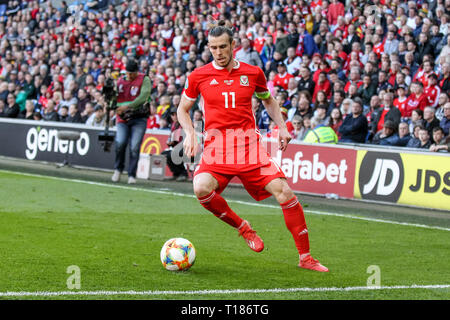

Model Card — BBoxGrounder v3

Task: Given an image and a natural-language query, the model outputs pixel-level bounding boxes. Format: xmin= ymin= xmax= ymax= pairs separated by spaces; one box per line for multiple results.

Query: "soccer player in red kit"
xmin=177 ymin=22 xmax=328 ymax=272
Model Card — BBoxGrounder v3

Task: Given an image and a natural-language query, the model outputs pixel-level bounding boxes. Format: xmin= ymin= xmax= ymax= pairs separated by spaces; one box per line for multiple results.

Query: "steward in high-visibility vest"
xmin=303 ymin=124 xmax=338 ymax=144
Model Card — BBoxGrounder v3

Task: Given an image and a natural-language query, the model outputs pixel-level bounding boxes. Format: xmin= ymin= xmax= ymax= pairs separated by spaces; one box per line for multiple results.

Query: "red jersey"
xmin=393 ymin=97 xmax=408 ymax=117
xmin=147 ymin=115 xmax=160 ymax=129
xmin=312 ymin=79 xmax=332 ymax=102
xmin=253 ymin=37 xmax=265 ymax=53
xmin=413 ymin=69 xmax=433 ymax=88
xmin=424 ymin=85 xmax=440 ymax=108
xmin=405 ymin=93 xmax=428 ymax=116
xmin=183 ymin=60 xmax=272 ymax=171
xmin=129 ymin=24 xmax=143 ymax=37
xmin=273 ymin=72 xmax=294 ymax=90
xmin=373 ymin=42 xmax=384 ymax=58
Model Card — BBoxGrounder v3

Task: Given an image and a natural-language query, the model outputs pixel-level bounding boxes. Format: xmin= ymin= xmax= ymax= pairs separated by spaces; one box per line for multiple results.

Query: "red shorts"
xmin=193 ymin=159 xmax=286 ymax=201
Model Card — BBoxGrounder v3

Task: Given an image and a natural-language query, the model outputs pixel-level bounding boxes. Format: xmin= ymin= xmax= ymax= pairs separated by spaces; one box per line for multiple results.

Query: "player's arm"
xmin=177 ymin=94 xmax=198 ymax=157
xmin=116 ymin=76 xmax=151 ymax=115
xmin=259 ymin=93 xmax=291 ymax=151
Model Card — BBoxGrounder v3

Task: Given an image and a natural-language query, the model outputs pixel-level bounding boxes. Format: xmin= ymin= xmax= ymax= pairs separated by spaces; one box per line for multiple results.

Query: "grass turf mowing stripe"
xmin=0 ymin=169 xmax=449 ymax=232
xmin=1 ymin=284 xmax=449 ymax=297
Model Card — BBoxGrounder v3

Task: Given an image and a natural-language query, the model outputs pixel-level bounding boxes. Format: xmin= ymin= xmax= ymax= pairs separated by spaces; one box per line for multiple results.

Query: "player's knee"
xmin=193 ymin=173 xmax=218 ymax=198
xmin=267 ymin=178 xmax=295 ymax=203
xmin=193 ymin=180 xmax=214 ymax=198
xmin=281 ymin=187 xmax=295 ymax=203
xmin=274 ymin=182 xmax=295 ymax=204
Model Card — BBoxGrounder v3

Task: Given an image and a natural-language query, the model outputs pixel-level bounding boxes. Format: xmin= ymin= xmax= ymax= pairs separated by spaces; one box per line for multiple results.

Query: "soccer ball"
xmin=160 ymin=238 xmax=196 ymax=271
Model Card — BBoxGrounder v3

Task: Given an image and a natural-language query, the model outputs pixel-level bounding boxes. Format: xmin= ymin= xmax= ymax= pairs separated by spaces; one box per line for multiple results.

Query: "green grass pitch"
xmin=0 ymin=170 xmax=449 ymax=300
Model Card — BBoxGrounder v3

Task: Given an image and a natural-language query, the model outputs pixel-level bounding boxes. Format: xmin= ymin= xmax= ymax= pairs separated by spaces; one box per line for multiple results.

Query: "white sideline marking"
xmin=1 ymin=169 xmax=449 ymax=232
xmin=1 ymin=284 xmax=449 ymax=297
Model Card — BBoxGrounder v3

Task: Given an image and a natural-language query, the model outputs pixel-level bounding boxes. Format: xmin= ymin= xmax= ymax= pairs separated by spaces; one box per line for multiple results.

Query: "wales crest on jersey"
xmin=240 ymin=75 xmax=249 ymax=86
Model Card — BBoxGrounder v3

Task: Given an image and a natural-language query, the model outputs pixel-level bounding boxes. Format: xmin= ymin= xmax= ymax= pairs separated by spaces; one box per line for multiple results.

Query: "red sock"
xmin=198 ymin=191 xmax=244 ymax=228
xmin=280 ymin=197 xmax=310 ymax=256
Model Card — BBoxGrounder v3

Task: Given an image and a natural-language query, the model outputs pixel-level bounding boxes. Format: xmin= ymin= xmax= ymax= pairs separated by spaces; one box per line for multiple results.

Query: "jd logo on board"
xmin=359 ymin=152 xmax=404 ymax=203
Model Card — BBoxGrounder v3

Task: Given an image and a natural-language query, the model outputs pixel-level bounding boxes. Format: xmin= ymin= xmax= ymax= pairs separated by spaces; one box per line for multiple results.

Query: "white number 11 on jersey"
xmin=222 ymin=92 xmax=236 ymax=108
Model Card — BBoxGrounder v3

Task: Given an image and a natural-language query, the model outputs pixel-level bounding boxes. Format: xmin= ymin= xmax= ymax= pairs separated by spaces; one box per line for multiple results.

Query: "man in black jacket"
xmin=297 ymin=66 xmax=315 ymax=96
xmin=1 ymin=93 xmax=20 ymax=118
xmin=395 ymin=122 xmax=412 ymax=147
xmin=42 ymin=99 xmax=59 ymax=122
xmin=416 ymin=32 xmax=434 ymax=65
xmin=338 ymin=98 xmax=368 ymax=143
xmin=343 ymin=24 xmax=361 ymax=54
xmin=423 ymin=106 xmax=441 ymax=142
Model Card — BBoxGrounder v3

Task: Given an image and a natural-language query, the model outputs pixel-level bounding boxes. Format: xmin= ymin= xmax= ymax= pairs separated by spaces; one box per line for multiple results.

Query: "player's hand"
xmin=183 ymin=133 xmax=198 ymax=158
xmin=278 ymin=128 xmax=291 ymax=152
xmin=116 ymin=105 xmax=128 ymax=116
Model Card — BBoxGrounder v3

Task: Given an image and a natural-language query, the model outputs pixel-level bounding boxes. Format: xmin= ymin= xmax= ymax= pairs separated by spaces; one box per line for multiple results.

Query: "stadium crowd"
xmin=0 ymin=0 xmax=449 ymax=152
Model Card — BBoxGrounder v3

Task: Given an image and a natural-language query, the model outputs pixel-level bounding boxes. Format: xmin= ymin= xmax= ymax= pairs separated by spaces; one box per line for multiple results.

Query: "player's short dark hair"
xmin=208 ymin=20 xmax=233 ymax=44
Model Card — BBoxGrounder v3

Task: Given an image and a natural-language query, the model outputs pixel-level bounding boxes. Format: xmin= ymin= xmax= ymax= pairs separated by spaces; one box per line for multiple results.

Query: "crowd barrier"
xmin=1 ymin=118 xmax=448 ymax=211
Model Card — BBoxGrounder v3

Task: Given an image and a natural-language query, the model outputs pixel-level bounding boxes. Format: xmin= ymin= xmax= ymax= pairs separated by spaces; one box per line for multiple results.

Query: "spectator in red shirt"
xmin=312 ymin=72 xmax=331 ymax=103
xmin=394 ymin=85 xmax=409 ymax=119
xmin=406 ymin=81 xmax=429 ymax=115
xmin=146 ymin=102 xmax=160 ymax=129
xmin=424 ymin=73 xmax=441 ymax=108
xmin=313 ymin=59 xmax=331 ymax=83
xmin=129 ymin=17 xmax=144 ymax=37
xmin=253 ymin=28 xmax=266 ymax=54
xmin=327 ymin=0 xmax=345 ymax=27
xmin=372 ymin=34 xmax=384 ymax=58
xmin=413 ymin=60 xmax=435 ymax=88
xmin=273 ymin=62 xmax=294 ymax=90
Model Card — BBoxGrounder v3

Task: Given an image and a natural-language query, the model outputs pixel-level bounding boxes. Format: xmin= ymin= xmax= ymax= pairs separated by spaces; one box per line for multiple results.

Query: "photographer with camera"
xmin=161 ymin=106 xmax=189 ymax=181
xmin=111 ymin=59 xmax=151 ymax=184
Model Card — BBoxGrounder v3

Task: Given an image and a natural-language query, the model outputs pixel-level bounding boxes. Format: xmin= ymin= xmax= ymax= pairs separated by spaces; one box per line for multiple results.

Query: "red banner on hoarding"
xmin=267 ymin=141 xmax=357 ymax=198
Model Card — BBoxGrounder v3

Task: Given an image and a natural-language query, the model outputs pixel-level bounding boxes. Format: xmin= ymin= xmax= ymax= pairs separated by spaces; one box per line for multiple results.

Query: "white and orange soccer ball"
xmin=160 ymin=238 xmax=196 ymax=271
